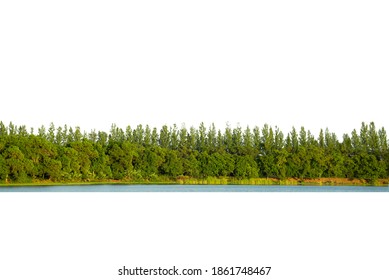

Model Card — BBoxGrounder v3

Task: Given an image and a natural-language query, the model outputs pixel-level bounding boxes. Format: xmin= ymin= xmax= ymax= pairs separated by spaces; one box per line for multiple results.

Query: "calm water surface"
xmin=0 ymin=185 xmax=388 ymax=192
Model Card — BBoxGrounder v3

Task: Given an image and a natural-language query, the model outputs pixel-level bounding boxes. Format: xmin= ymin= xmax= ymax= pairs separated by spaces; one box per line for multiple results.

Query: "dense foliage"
xmin=0 ymin=121 xmax=388 ymax=183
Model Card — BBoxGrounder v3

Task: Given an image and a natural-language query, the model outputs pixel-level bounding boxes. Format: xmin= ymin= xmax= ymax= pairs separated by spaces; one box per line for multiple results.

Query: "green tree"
xmin=0 ymin=154 xmax=8 ymax=182
xmin=108 ymin=142 xmax=135 ymax=180
xmin=159 ymin=125 xmax=170 ymax=149
xmin=4 ymin=146 xmax=31 ymax=182
xmin=235 ymin=155 xmax=258 ymax=179
xmin=182 ymin=151 xmax=200 ymax=177
xmin=161 ymin=150 xmax=183 ymax=177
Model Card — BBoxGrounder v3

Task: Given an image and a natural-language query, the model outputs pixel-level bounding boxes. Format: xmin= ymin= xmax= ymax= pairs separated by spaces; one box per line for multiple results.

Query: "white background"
xmin=1 ymin=0 xmax=389 ymax=136
xmin=1 ymin=194 xmax=389 ymax=280
xmin=1 ymin=1 xmax=389 ymax=280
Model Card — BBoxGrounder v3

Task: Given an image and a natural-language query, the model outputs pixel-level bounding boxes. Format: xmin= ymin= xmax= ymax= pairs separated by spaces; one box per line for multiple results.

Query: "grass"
xmin=1 ymin=177 xmax=388 ymax=187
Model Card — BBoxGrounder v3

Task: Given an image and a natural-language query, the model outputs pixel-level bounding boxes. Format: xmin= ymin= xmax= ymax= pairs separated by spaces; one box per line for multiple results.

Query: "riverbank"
xmin=1 ymin=177 xmax=388 ymax=187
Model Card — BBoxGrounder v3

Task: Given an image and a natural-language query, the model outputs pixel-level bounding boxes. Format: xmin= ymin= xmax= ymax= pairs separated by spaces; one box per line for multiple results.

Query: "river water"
xmin=0 ymin=185 xmax=388 ymax=192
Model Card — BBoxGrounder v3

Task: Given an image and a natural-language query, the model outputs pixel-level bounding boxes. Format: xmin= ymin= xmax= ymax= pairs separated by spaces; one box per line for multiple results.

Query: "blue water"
xmin=0 ymin=185 xmax=388 ymax=192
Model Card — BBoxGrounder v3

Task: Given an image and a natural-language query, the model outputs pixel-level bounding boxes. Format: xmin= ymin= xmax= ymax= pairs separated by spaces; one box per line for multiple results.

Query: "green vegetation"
xmin=0 ymin=121 xmax=388 ymax=185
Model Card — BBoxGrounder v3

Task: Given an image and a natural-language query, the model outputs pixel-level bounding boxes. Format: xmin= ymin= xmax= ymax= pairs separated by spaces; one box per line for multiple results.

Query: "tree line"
xmin=0 ymin=121 xmax=388 ymax=183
